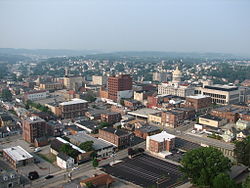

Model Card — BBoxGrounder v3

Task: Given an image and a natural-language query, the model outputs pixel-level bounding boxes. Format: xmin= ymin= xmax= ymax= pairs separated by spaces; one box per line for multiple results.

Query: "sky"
xmin=0 ymin=0 xmax=250 ymax=55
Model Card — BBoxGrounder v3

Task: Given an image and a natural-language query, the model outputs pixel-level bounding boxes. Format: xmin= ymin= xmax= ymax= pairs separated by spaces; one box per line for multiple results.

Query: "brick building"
xmin=59 ymin=98 xmax=88 ymax=119
xmin=108 ymin=74 xmax=132 ymax=102
xmin=134 ymin=125 xmax=161 ymax=139
xmin=146 ymin=131 xmax=175 ymax=158
xmin=101 ymin=112 xmax=121 ymax=124
xmin=3 ymin=146 xmax=34 ymax=168
xmin=161 ymin=110 xmax=184 ymax=128
xmin=185 ymin=95 xmax=212 ymax=112
xmin=22 ymin=116 xmax=47 ymax=143
xmin=98 ymin=127 xmax=131 ymax=149
xmin=210 ymin=105 xmax=248 ymax=123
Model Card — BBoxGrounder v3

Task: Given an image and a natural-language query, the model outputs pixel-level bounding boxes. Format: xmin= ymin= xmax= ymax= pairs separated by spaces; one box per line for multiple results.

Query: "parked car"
xmin=34 ymin=147 xmax=41 ymax=153
xmin=28 ymin=171 xmax=39 ymax=180
xmin=45 ymin=175 xmax=54 ymax=179
xmin=34 ymin=158 xmax=40 ymax=164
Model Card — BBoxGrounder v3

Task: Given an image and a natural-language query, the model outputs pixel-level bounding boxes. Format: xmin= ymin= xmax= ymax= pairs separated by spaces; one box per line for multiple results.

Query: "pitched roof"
xmin=57 ymin=152 xmax=72 ymax=161
xmin=80 ymin=174 xmax=114 ymax=187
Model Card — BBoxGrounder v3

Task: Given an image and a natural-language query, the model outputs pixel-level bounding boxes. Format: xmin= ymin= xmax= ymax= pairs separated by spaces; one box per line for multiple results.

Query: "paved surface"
xmin=102 ymin=154 xmax=186 ymax=188
xmin=31 ymin=141 xmax=146 ymax=188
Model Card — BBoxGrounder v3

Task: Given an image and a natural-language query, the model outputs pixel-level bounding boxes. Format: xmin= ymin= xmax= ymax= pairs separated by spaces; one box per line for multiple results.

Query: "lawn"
xmin=37 ymin=153 xmax=56 ymax=163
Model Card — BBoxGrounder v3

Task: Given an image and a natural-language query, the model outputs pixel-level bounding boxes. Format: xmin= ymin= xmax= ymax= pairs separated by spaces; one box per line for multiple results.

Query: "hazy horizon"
xmin=0 ymin=0 xmax=250 ymax=55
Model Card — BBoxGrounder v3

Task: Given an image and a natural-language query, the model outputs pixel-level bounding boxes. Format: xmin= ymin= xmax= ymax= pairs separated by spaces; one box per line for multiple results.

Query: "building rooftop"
xmin=59 ymin=98 xmax=88 ymax=106
xmin=128 ymin=108 xmax=160 ymax=118
xmin=56 ymin=137 xmax=85 ymax=153
xmin=200 ymin=114 xmax=223 ymax=121
xmin=25 ymin=116 xmax=46 ymax=123
xmin=187 ymin=95 xmax=210 ymax=99
xmin=204 ymin=84 xmax=238 ymax=92
xmin=57 ymin=152 xmax=72 ymax=161
xmin=101 ymin=127 xmax=130 ymax=136
xmin=148 ymin=131 xmax=175 ymax=142
xmin=68 ymin=133 xmax=113 ymax=151
xmin=3 ymin=146 xmax=33 ymax=162
xmin=136 ymin=125 xmax=160 ymax=133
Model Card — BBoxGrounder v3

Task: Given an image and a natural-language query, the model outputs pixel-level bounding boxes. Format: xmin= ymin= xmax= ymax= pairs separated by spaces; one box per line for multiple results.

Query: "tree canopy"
xmin=60 ymin=144 xmax=79 ymax=159
xmin=234 ymin=136 xmax=250 ymax=167
xmin=79 ymin=141 xmax=94 ymax=152
xmin=212 ymin=173 xmax=236 ymax=188
xmin=180 ymin=147 xmax=231 ymax=187
xmin=0 ymin=88 xmax=12 ymax=102
xmin=92 ymin=158 xmax=99 ymax=168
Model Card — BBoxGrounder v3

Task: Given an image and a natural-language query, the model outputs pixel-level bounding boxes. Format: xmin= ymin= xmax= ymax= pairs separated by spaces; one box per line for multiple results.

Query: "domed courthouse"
xmin=158 ymin=67 xmax=195 ymax=97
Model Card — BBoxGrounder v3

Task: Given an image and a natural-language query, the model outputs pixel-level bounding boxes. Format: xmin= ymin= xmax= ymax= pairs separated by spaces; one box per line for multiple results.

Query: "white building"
xmin=158 ymin=67 xmax=195 ymax=97
xmin=68 ymin=133 xmax=114 ymax=158
xmin=92 ymin=75 xmax=107 ymax=85
xmin=24 ymin=90 xmax=48 ymax=101
xmin=3 ymin=146 xmax=34 ymax=167
xmin=56 ymin=152 xmax=74 ymax=169
xmin=195 ymin=84 xmax=240 ymax=105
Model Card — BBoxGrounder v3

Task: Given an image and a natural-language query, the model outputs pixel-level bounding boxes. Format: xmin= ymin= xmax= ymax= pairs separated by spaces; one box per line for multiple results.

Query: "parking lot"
xmin=175 ymin=137 xmax=200 ymax=152
xmin=102 ymin=154 xmax=186 ymax=188
xmin=0 ymin=135 xmax=61 ymax=179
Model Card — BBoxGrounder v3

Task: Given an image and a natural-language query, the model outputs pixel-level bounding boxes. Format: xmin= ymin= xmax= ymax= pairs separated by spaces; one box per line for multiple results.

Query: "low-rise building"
xmin=235 ymin=120 xmax=250 ymax=130
xmin=148 ymin=113 xmax=162 ymax=126
xmin=134 ymin=125 xmax=161 ymax=139
xmin=68 ymin=133 xmax=114 ymax=158
xmin=210 ymin=105 xmax=247 ymax=123
xmin=0 ymin=114 xmax=14 ymax=127
xmin=24 ymin=90 xmax=48 ymax=101
xmin=47 ymin=120 xmax=65 ymax=137
xmin=146 ymin=131 xmax=175 ymax=158
xmin=56 ymin=152 xmax=74 ymax=169
xmin=161 ymin=110 xmax=184 ymax=128
xmin=3 ymin=146 xmax=34 ymax=168
xmin=101 ymin=112 xmax=121 ymax=124
xmin=99 ymin=127 xmax=131 ymax=149
xmin=80 ymin=174 xmax=114 ymax=188
xmin=59 ymin=98 xmax=88 ymax=119
xmin=195 ymin=84 xmax=240 ymax=105
xmin=39 ymin=82 xmax=63 ymax=91
xmin=0 ymin=171 xmax=21 ymax=188
xmin=199 ymin=114 xmax=227 ymax=128
xmin=185 ymin=95 xmax=212 ymax=112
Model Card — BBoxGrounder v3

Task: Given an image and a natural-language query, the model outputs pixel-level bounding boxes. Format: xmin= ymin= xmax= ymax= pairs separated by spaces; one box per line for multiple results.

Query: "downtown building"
xmin=158 ymin=67 xmax=195 ymax=97
xmin=22 ymin=116 xmax=48 ymax=144
xmin=100 ymin=74 xmax=133 ymax=102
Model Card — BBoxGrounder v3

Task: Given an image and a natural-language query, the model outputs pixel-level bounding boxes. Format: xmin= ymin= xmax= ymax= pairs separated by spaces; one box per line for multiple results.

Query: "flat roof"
xmin=3 ymin=146 xmax=33 ymax=162
xmin=68 ymin=133 xmax=113 ymax=151
xmin=128 ymin=108 xmax=160 ymax=118
xmin=148 ymin=131 xmax=175 ymax=142
xmin=56 ymin=137 xmax=85 ymax=153
xmin=59 ymin=98 xmax=88 ymax=106
xmin=204 ymin=84 xmax=238 ymax=92
xmin=187 ymin=95 xmax=210 ymax=99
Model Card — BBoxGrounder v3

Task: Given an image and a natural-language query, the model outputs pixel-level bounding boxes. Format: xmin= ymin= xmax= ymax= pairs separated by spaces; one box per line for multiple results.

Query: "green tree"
xmin=92 ymin=158 xmax=99 ymax=168
xmin=212 ymin=173 xmax=236 ymax=188
xmin=85 ymin=182 xmax=94 ymax=188
xmin=0 ymin=88 xmax=12 ymax=102
xmin=234 ymin=136 xmax=250 ymax=167
xmin=99 ymin=122 xmax=110 ymax=128
xmin=60 ymin=144 xmax=79 ymax=159
xmin=115 ymin=63 xmax=124 ymax=72
xmin=180 ymin=147 xmax=231 ymax=187
xmin=79 ymin=141 xmax=94 ymax=152
xmin=242 ymin=175 xmax=250 ymax=188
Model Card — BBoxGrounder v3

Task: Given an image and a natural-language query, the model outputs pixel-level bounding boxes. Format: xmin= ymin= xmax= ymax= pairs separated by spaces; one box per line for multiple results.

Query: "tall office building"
xmin=108 ymin=74 xmax=133 ymax=102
